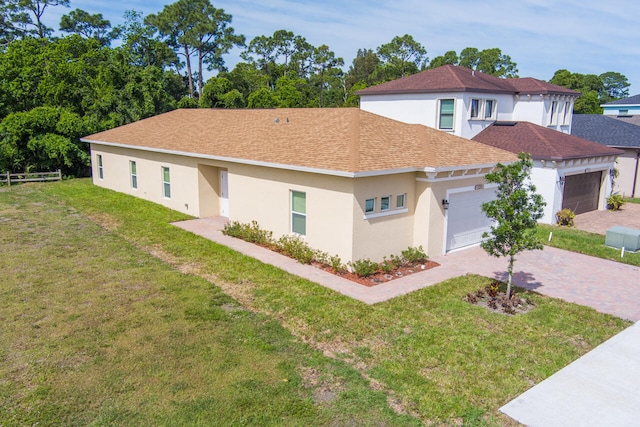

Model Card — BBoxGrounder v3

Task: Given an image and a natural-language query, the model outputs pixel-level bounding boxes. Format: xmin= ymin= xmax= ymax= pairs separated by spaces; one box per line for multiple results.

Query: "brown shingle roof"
xmin=471 ymin=121 xmax=624 ymax=161
xmin=82 ymin=108 xmax=516 ymax=174
xmin=356 ymin=65 xmax=579 ymax=96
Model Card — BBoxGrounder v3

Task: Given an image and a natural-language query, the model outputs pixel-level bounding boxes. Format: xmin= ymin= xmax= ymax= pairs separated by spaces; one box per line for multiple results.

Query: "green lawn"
xmin=626 ymin=197 xmax=640 ymax=204
xmin=536 ymin=224 xmax=640 ymax=267
xmin=1 ymin=180 xmax=630 ymax=426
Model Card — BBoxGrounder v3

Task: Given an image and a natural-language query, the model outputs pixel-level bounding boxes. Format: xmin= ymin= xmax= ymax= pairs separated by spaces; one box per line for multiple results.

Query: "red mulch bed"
xmin=313 ymin=261 xmax=440 ymax=287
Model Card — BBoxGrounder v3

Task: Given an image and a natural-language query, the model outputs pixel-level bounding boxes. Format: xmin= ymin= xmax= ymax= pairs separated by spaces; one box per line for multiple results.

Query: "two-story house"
xmin=357 ymin=65 xmax=621 ymax=223
xmin=357 ymin=64 xmax=578 ymax=139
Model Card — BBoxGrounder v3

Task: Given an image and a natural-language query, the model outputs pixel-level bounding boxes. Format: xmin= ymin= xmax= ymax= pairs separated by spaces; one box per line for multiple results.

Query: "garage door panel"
xmin=446 ymin=188 xmax=496 ymax=251
xmin=562 ymin=171 xmax=601 ymax=215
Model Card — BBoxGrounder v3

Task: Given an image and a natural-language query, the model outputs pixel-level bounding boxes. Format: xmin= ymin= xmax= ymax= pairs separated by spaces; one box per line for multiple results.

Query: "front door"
xmin=220 ymin=170 xmax=229 ymax=217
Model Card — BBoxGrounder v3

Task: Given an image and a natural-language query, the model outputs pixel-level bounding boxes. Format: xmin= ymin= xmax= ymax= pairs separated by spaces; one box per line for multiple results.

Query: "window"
xmin=97 ymin=154 xmax=103 ymax=180
xmin=619 ymin=109 xmax=629 ymax=116
xmin=562 ymin=102 xmax=571 ymax=125
xmin=162 ymin=166 xmax=171 ymax=199
xmin=365 ymin=198 xmax=376 ymax=214
xmin=549 ymin=100 xmax=558 ymax=125
xmin=484 ymin=99 xmax=496 ymax=120
xmin=469 ymin=99 xmax=480 ymax=119
xmin=380 ymin=196 xmax=390 ymax=211
xmin=438 ymin=99 xmax=455 ymax=130
xmin=396 ymin=193 xmax=406 ymax=209
xmin=291 ymin=191 xmax=306 ymax=235
xmin=130 ymin=161 xmax=137 ymax=189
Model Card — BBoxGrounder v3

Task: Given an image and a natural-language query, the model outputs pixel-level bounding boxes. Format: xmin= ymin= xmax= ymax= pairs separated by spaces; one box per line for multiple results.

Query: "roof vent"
xmin=274 ymin=118 xmax=279 ymax=124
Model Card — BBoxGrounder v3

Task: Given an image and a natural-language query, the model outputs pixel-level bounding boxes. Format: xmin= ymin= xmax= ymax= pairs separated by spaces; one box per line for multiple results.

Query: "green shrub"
xmin=380 ymin=256 xmax=395 ymax=273
xmin=329 ymin=255 xmax=345 ymax=273
xmin=607 ymin=193 xmax=625 ymax=211
xmin=401 ymin=246 xmax=428 ymax=264
xmin=276 ymin=235 xmax=315 ymax=264
xmin=555 ymin=208 xmax=575 ymax=227
xmin=348 ymin=259 xmax=379 ymax=277
xmin=222 ymin=220 xmax=274 ymax=246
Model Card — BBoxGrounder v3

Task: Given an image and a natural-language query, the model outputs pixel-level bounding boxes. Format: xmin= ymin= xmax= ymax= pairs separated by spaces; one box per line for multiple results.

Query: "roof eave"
xmin=82 ymin=138 xmax=452 ymax=179
xmin=357 ymin=87 xmax=516 ymax=96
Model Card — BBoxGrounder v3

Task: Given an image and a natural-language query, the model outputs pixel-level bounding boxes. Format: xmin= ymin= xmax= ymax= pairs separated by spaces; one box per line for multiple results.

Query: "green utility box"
xmin=605 ymin=226 xmax=640 ymax=252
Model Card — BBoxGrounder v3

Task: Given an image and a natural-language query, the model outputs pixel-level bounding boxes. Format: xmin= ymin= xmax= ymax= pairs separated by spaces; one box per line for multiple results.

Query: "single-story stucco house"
xmin=472 ymin=121 xmax=623 ymax=222
xmin=82 ymin=108 xmax=517 ymax=263
xmin=571 ymin=114 xmax=640 ymax=198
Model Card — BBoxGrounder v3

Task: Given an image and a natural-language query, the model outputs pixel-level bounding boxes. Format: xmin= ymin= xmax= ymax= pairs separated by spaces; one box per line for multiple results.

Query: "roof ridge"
xmin=349 ymin=109 xmax=360 ymax=171
xmin=448 ymin=64 xmax=465 ymax=87
xmin=526 ymin=122 xmax=564 ymax=157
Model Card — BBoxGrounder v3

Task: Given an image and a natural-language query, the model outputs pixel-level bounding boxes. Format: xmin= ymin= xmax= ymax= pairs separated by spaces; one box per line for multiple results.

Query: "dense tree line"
xmin=0 ymin=0 xmax=631 ymax=174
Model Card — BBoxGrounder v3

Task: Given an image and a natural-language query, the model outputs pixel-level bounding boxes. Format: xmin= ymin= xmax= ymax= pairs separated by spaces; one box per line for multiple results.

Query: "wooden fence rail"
xmin=0 ymin=170 xmax=62 ymax=186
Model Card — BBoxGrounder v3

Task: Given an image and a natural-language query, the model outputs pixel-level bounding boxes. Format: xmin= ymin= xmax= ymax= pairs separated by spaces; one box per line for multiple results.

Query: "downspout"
xmin=632 ymin=149 xmax=639 ymax=198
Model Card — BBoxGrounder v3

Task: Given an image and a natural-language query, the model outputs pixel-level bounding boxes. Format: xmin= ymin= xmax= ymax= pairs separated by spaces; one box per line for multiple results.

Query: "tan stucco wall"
xmin=90 ymin=144 xmax=491 ymax=263
xmin=91 ymin=144 xmax=206 ymax=217
xmin=351 ymin=173 xmax=416 ymax=261
xmin=615 ymin=149 xmax=640 ymax=198
xmin=226 ymin=164 xmax=356 ymax=262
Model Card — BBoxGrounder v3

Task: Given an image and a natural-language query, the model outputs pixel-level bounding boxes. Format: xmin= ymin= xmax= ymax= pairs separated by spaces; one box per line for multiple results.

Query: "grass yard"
xmin=536 ymin=224 xmax=640 ymax=267
xmin=626 ymin=197 xmax=640 ymax=204
xmin=1 ymin=180 xmax=631 ymax=426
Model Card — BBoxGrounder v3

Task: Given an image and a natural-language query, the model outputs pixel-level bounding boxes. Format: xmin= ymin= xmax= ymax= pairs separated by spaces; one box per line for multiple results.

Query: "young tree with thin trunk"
xmin=481 ymin=153 xmax=545 ymax=299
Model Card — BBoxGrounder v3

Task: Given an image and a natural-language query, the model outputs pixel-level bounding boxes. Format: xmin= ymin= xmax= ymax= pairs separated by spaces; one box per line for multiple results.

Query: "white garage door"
xmin=446 ymin=187 xmax=496 ymax=252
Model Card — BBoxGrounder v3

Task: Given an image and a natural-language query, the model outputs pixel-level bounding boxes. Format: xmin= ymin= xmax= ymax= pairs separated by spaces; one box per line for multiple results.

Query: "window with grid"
xmin=438 ymin=99 xmax=455 ymax=130
xmin=291 ymin=190 xmax=306 ymax=235
xmin=97 ymin=154 xmax=103 ymax=180
xmin=130 ymin=161 xmax=137 ymax=189
xmin=162 ymin=167 xmax=171 ymax=199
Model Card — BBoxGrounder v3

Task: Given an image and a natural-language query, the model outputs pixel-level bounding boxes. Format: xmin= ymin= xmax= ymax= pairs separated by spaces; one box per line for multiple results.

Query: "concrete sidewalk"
xmin=501 ymin=321 xmax=640 ymax=426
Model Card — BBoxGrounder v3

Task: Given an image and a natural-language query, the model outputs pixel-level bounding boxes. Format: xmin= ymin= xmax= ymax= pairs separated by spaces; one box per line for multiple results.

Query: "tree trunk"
xmin=198 ymin=48 xmax=204 ymax=99
xmin=506 ymin=254 xmax=515 ymax=299
xmin=183 ymin=45 xmax=194 ymax=98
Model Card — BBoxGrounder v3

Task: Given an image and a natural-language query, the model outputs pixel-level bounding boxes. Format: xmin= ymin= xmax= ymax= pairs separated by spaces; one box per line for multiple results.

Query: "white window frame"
xmin=365 ymin=198 xmax=376 ymax=214
xmin=396 ymin=193 xmax=406 ymax=209
xmin=291 ymin=190 xmax=306 ymax=235
xmin=380 ymin=195 xmax=391 ymax=211
xmin=549 ymin=100 xmax=558 ymax=125
xmin=562 ymin=102 xmax=571 ymax=125
xmin=130 ymin=160 xmax=137 ymax=189
xmin=162 ymin=166 xmax=171 ymax=199
xmin=438 ymin=98 xmax=455 ymax=130
xmin=469 ymin=98 xmax=480 ymax=119
xmin=484 ymin=99 xmax=496 ymax=120
xmin=97 ymin=154 xmax=103 ymax=180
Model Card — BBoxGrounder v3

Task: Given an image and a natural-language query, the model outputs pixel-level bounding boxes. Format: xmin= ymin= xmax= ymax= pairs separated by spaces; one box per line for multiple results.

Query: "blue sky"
xmin=44 ymin=0 xmax=640 ymax=95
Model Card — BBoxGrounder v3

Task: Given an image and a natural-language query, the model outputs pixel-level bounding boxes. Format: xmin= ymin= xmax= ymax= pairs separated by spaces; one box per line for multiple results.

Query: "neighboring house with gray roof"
xmin=602 ymin=94 xmax=640 ymax=117
xmin=357 ymin=65 xmax=580 ymax=139
xmin=82 ymin=108 xmax=517 ymax=261
xmin=572 ymin=114 xmax=640 ymax=197
xmin=472 ymin=121 xmax=622 ymax=223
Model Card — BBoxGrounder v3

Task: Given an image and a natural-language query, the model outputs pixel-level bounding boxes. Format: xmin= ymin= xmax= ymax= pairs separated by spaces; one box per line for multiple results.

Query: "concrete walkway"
xmin=173 ymin=217 xmax=640 ymax=321
xmin=501 ymin=321 xmax=640 ymax=426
